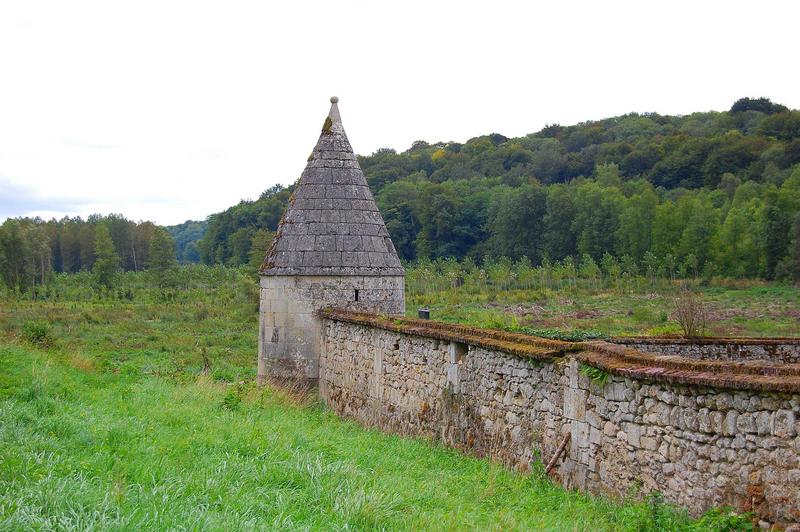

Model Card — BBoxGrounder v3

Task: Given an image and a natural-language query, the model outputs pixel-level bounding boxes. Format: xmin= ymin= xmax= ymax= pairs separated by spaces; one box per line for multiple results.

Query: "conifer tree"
xmin=147 ymin=228 xmax=177 ymax=287
xmin=93 ymin=223 xmax=119 ymax=290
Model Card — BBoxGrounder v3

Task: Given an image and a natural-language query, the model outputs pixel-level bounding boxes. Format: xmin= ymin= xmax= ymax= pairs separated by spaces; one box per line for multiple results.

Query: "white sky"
xmin=1 ymin=0 xmax=799 ymax=225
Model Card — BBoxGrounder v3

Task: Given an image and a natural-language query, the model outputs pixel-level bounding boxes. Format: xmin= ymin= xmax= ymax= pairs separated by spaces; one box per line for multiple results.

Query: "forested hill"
xmin=196 ymin=97 xmax=800 ymax=281
xmin=165 ymin=220 xmax=207 ymax=263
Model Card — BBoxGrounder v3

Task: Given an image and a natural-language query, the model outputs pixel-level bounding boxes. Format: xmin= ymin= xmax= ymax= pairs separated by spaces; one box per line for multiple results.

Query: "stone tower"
xmin=257 ymin=97 xmax=405 ymax=386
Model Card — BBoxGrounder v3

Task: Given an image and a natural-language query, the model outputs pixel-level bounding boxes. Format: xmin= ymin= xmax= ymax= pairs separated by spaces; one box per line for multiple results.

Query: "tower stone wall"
xmin=258 ymin=275 xmax=404 ymax=384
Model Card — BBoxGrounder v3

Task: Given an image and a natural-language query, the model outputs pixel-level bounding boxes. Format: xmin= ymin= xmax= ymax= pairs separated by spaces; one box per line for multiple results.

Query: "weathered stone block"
xmin=589 ymin=426 xmax=602 ymax=445
xmin=640 ymin=436 xmax=657 ymax=451
xmin=571 ymin=421 xmax=589 ymax=453
xmin=755 ymin=411 xmax=771 ymax=435
xmin=624 ymin=422 xmax=642 ymax=448
xmin=564 ymin=388 xmax=587 ymax=420
xmin=723 ymin=410 xmax=738 ymax=436
xmin=771 ymin=409 xmax=796 ymax=438
xmin=603 ymin=421 xmax=619 ymax=437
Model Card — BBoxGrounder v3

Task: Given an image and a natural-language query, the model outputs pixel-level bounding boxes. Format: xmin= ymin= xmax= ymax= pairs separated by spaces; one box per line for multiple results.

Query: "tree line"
xmin=194 ymin=184 xmax=288 ymax=267
xmin=4 ymin=98 xmax=798 ymax=287
xmin=0 ymin=215 xmax=177 ymax=293
xmin=196 ymin=98 xmax=800 ymax=281
xmin=377 ymin=165 xmax=800 ymax=281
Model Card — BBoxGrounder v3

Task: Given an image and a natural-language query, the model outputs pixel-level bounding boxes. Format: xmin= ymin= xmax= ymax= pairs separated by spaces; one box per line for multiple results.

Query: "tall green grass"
xmin=0 ymin=268 xmax=757 ymax=529
xmin=2 ymin=342 xmax=746 ymax=530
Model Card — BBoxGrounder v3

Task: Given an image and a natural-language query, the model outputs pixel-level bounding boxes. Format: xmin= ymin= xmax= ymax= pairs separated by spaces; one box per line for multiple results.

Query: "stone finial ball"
xmin=330 ymin=96 xmax=339 ymax=104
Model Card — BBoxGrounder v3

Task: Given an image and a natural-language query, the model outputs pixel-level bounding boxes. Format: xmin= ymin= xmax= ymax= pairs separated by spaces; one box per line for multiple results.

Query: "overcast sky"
xmin=1 ymin=1 xmax=798 ymax=225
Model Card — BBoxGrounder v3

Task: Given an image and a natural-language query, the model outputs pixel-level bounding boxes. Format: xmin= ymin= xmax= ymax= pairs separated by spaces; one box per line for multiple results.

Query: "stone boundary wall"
xmin=318 ymin=310 xmax=800 ymax=527
xmin=612 ymin=337 xmax=800 ymax=364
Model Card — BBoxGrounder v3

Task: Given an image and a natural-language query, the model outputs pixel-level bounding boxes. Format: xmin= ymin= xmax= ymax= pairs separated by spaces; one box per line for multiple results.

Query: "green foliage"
xmin=4 ymin=99 xmax=800 ymax=298
xmin=170 ymin=97 xmax=800 ymax=283
xmin=486 ymin=184 xmax=548 ymax=260
xmin=689 ymin=506 xmax=753 ymax=531
xmin=730 ymin=97 xmax=787 ymax=115
xmin=0 ymin=214 xmax=181 ymax=298
xmin=21 ymin=321 xmax=52 ymax=346
xmin=197 ymin=184 xmax=291 ymax=266
xmin=0 ymin=218 xmax=52 ymax=293
xmin=405 ymin=258 xmax=800 ymax=338
xmin=165 ymin=219 xmax=207 ymax=263
xmin=580 ymin=364 xmax=610 ymax=387
xmin=92 ymin=224 xmax=120 ymax=290
xmin=520 ymin=327 xmax=608 ymax=342
xmin=366 ymin=98 xmax=800 ymax=278
xmin=247 ymin=228 xmax=274 ymax=273
xmin=220 ymin=384 xmax=245 ymax=411
xmin=147 ymin=228 xmax=178 ymax=288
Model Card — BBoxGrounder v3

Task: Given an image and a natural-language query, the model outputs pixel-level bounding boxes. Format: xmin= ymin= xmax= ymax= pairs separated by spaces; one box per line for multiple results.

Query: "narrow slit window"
xmin=354 ymin=289 xmax=359 ymax=302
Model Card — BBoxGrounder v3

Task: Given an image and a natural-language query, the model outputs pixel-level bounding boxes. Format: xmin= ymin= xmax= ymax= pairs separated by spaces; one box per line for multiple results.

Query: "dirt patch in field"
xmin=708 ymin=323 xmax=746 ymax=337
xmin=485 ymin=303 xmax=546 ymax=318
xmin=780 ymin=308 xmax=800 ymax=319
xmin=565 ymin=309 xmax=605 ymax=319
xmin=706 ymin=304 xmax=790 ymax=321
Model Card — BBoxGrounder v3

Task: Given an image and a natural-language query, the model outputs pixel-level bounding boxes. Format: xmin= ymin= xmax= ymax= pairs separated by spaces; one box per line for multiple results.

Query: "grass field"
xmin=0 ymin=269 xmax=764 ymax=529
xmin=407 ymin=280 xmax=800 ymax=339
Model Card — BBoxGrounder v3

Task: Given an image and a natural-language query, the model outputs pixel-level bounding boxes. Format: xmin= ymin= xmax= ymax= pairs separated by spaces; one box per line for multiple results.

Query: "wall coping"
xmin=319 ymin=308 xmax=581 ymax=360
xmin=581 ymin=341 xmax=800 ymax=393
xmin=321 ymin=308 xmax=800 ymax=394
xmin=612 ymin=336 xmax=800 ymax=346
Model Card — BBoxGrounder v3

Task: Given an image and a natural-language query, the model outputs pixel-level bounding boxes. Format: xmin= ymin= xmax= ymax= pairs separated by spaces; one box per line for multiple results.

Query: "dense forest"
xmin=165 ymin=219 xmax=208 ymax=263
xmin=0 ymin=215 xmax=177 ymax=292
xmin=196 ymin=97 xmax=800 ymax=281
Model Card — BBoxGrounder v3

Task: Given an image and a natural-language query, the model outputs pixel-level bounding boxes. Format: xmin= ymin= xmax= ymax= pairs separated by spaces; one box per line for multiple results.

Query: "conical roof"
xmin=261 ymin=97 xmax=404 ymax=277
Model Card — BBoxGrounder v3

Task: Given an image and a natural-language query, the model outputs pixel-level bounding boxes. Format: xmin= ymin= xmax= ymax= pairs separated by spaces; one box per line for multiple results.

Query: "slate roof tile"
xmin=261 ymin=98 xmax=404 ymax=277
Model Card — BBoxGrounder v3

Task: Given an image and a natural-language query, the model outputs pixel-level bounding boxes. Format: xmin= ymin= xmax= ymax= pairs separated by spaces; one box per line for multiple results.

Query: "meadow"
xmin=406 ymin=260 xmax=800 ymax=339
xmin=0 ymin=266 xmax=767 ymax=530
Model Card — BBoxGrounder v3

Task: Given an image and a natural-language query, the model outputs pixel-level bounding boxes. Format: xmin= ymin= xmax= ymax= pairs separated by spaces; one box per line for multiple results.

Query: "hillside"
xmin=165 ymin=220 xmax=208 ymax=264
xmin=197 ymin=97 xmax=800 ymax=281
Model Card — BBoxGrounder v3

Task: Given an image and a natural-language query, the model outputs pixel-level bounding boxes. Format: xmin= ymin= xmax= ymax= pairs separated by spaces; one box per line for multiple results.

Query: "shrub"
xmin=673 ymin=290 xmax=709 ymax=338
xmin=194 ymin=306 xmax=210 ymax=321
xmin=221 ymin=385 xmax=244 ymax=411
xmin=690 ymin=506 xmax=753 ymax=531
xmin=21 ymin=321 xmax=52 ymax=347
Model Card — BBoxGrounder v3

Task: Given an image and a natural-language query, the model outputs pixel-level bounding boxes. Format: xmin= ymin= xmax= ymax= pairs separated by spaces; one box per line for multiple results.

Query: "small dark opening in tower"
xmin=354 ymin=289 xmax=359 ymax=302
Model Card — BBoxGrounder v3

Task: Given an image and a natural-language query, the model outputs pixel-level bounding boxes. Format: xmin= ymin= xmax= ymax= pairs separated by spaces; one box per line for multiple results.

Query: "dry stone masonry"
xmin=613 ymin=337 xmax=800 ymax=364
xmin=318 ymin=310 xmax=800 ymax=528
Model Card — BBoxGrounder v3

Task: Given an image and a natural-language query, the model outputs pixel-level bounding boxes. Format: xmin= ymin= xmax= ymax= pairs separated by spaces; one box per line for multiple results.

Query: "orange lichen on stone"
xmin=319 ymin=308 xmax=582 ymax=360
xmin=579 ymin=341 xmax=800 ymax=393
